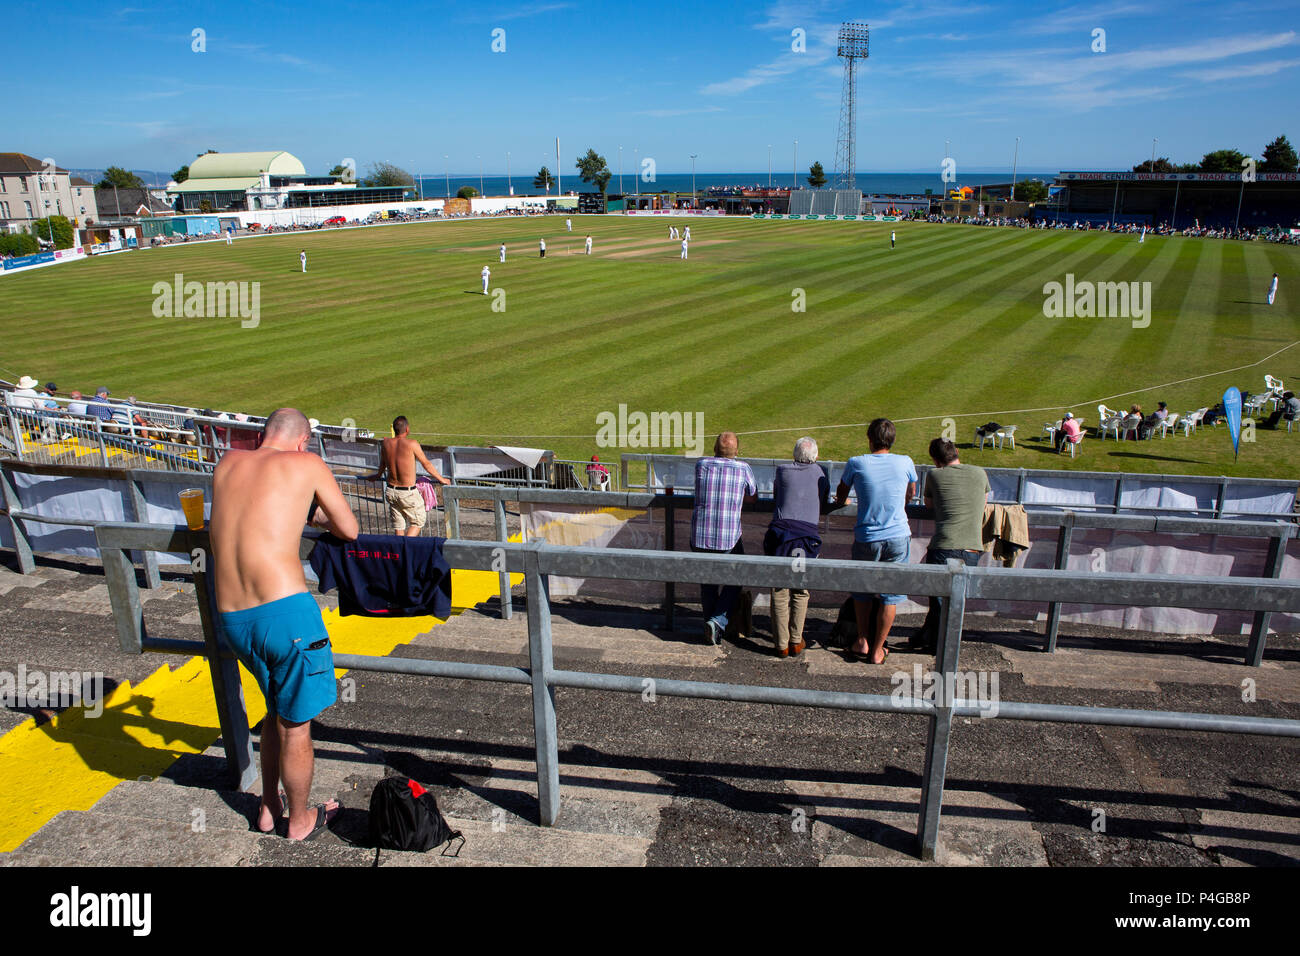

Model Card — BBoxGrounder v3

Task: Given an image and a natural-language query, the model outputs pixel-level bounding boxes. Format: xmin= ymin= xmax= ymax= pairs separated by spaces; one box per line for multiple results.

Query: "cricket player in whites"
xmin=566 ymin=218 xmax=572 ymax=232
xmin=890 ymin=230 xmax=896 ymax=248
xmin=585 ymin=234 xmax=593 ymax=255
xmin=1268 ymin=272 xmax=1279 ymax=305
xmin=680 ymin=236 xmax=688 ymax=260
xmin=539 ymin=238 xmax=546 ymax=258
xmin=669 ymin=225 xmax=676 ymax=240
xmin=481 ymin=265 xmax=491 ymax=294
xmin=226 ymin=227 xmax=233 ymax=246
xmin=300 ymin=250 xmax=307 ymax=273
xmin=684 ymin=225 xmax=691 ymax=242
xmin=499 ymin=242 xmax=506 ymax=263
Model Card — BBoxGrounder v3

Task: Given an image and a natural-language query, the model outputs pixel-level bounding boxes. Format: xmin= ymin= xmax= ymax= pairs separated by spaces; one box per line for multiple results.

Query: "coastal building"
xmin=166 ymin=150 xmax=411 ymax=213
xmin=1047 ymin=170 xmax=1300 ymax=228
xmin=0 ymin=153 xmax=98 ymax=233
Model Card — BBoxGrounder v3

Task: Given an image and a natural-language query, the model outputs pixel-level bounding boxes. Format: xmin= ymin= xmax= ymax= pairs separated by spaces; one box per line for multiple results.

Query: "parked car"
xmin=324 ymin=216 xmax=346 ymax=225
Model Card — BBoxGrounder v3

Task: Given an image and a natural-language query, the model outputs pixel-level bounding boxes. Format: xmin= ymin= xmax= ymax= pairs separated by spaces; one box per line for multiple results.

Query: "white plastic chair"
xmin=1120 ymin=414 xmax=1142 ymax=441
xmin=1099 ymin=414 xmax=1123 ymax=441
xmin=1180 ymin=408 xmax=1207 ymax=435
xmin=1059 ymin=430 xmax=1083 ymax=458
xmin=1157 ymin=413 xmax=1179 ymax=438
xmin=993 ymin=424 xmax=1017 ymax=450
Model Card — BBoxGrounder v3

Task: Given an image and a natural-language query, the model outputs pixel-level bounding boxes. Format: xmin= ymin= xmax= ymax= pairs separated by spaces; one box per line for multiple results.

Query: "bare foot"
xmin=256 ymin=790 xmax=285 ymax=834
xmin=867 ymin=646 xmax=890 ymax=665
xmin=286 ymin=799 xmax=340 ymax=841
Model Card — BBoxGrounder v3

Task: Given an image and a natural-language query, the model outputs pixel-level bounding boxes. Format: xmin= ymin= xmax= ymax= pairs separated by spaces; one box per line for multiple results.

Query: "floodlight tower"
xmin=834 ymin=21 xmax=870 ymax=190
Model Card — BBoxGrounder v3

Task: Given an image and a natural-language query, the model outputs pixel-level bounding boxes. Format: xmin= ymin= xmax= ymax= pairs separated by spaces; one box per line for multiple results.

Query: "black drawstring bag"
xmin=369 ymin=777 xmax=463 ymax=864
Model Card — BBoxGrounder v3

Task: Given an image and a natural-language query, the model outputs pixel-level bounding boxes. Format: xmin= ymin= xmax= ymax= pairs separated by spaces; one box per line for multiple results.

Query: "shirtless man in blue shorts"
xmin=211 ymin=407 xmax=359 ymax=839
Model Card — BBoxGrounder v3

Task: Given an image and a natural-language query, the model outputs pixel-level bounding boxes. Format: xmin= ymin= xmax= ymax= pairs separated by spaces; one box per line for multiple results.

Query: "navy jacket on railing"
xmin=309 ymin=533 xmax=452 ymax=619
xmin=763 ymin=518 xmax=822 ymax=560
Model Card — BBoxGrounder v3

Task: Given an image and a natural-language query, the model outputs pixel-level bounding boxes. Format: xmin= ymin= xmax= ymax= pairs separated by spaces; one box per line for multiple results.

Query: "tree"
xmin=807 ymin=162 xmax=827 ymax=188
xmin=199 ymin=199 xmax=214 ymax=213
xmin=1132 ymin=157 xmax=1176 ymax=173
xmin=29 ymin=215 xmax=74 ymax=249
xmin=533 ymin=166 xmax=555 ymax=192
xmin=1175 ymin=162 xmax=1199 ymax=172
xmin=360 ymin=161 xmax=414 ymax=188
xmin=457 ymin=185 xmax=478 ymax=199
xmin=1015 ymin=179 xmax=1049 ymax=202
xmin=0 ymin=233 xmax=39 ymax=257
xmin=1260 ymin=134 xmax=1299 ymax=173
xmin=575 ymin=148 xmax=612 ymax=194
xmin=97 ymin=166 xmax=144 ymax=189
xmin=1198 ymin=149 xmax=1248 ymax=173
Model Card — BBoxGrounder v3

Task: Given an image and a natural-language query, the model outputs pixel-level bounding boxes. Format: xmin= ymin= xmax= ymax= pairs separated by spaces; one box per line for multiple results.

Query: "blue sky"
xmin=4 ymin=0 xmax=1298 ymax=176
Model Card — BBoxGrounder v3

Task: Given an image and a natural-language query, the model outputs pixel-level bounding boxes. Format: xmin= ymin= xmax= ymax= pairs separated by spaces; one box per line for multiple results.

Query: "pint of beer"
xmin=179 ymin=488 xmax=206 ymax=530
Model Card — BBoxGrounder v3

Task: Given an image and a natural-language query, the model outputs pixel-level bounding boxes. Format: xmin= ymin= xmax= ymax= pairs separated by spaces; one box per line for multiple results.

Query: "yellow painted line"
xmin=0 ymin=545 xmax=522 ymax=852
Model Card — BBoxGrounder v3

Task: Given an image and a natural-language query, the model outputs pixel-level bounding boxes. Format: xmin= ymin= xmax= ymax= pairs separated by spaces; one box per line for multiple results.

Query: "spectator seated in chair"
xmin=1055 ymin=412 xmax=1082 ymax=452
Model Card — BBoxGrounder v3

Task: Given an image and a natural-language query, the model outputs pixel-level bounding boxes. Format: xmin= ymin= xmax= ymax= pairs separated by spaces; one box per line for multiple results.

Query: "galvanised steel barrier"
xmin=439 ymin=485 xmax=1298 ymax=665
xmin=92 ymin=522 xmax=1300 ymax=860
xmin=0 ymin=462 xmax=434 ymax=586
xmin=620 ymin=453 xmax=1300 ymax=520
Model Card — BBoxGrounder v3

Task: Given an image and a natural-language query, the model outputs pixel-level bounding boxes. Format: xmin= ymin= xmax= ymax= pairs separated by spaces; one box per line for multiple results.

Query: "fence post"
xmin=917 ymin=561 xmax=968 ymax=860
xmin=446 ymin=493 xmax=461 ymax=539
xmin=1247 ymin=526 xmax=1292 ymax=667
xmin=662 ymin=486 xmax=676 ymax=630
xmin=190 ymin=529 xmax=257 ymax=792
xmin=525 ymin=544 xmax=560 ymax=825
xmin=4 ymin=404 xmax=27 ymax=461
xmin=1043 ymin=511 xmax=1075 ymax=652
xmin=95 ymin=420 xmax=109 ymax=466
xmin=126 ymin=476 xmax=161 ymax=589
xmin=494 ymin=497 xmax=512 ymax=619
xmin=0 ymin=463 xmax=35 ymax=575
xmin=1214 ymin=478 xmax=1228 ymax=518
xmin=97 ymin=534 xmax=146 ymax=652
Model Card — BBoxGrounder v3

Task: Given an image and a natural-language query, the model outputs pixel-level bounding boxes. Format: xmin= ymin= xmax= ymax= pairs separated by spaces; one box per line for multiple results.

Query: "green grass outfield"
xmin=1 ymin=215 xmax=1297 ymax=479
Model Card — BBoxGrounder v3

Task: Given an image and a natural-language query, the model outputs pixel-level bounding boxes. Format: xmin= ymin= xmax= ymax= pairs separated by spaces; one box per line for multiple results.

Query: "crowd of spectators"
xmin=688 ymin=420 xmax=994 ymax=665
xmin=917 ymin=210 xmax=1298 ymax=242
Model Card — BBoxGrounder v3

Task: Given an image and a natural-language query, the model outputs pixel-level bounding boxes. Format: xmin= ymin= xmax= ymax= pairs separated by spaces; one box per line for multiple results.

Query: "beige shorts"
xmin=385 ymin=486 xmax=426 ymax=532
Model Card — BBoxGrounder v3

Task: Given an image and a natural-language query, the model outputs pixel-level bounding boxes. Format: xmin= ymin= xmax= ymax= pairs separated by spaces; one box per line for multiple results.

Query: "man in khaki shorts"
xmin=365 ymin=416 xmax=451 ymax=536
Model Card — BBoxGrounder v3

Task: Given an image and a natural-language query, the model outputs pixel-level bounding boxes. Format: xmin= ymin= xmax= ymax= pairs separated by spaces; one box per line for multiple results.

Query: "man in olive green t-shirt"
xmin=907 ymin=438 xmax=991 ymax=654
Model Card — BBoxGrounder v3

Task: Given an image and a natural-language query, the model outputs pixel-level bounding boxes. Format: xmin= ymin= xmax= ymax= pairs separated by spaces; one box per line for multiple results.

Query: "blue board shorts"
xmin=218 ymin=592 xmax=336 ymax=724
xmin=850 ymin=537 xmax=911 ymax=604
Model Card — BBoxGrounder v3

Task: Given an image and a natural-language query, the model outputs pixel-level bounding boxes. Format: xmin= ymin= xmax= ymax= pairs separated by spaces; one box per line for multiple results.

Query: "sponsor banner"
xmin=2 ymin=251 xmax=55 ymax=271
xmin=1060 ymin=170 xmax=1300 ymax=183
xmin=624 ymin=208 xmax=722 ymax=216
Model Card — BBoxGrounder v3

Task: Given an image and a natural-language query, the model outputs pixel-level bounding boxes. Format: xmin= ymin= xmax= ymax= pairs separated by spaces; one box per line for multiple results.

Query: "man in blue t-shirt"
xmin=833 ymin=418 xmax=917 ymax=664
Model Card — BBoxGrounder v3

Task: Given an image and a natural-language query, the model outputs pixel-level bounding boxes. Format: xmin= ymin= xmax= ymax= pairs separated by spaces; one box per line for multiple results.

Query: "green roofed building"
xmin=167 ymin=150 xmax=411 ymax=213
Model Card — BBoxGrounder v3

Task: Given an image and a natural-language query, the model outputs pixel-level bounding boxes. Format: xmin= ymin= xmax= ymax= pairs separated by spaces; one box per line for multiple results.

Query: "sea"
xmin=412 ymin=171 xmax=1059 ymax=199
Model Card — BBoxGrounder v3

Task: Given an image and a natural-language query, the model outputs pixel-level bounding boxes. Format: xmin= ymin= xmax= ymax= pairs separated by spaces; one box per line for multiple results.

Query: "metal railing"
xmin=440 ymin=485 xmax=1298 ymax=665
xmin=620 ymin=453 xmax=1300 ymax=520
xmin=0 ymin=461 xmax=433 ymax=586
xmin=93 ymin=521 xmax=1300 ymax=859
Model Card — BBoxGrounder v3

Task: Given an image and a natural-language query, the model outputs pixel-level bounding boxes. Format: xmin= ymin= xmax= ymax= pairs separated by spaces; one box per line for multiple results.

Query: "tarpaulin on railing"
xmin=519 ymin=501 xmax=1300 ymax=635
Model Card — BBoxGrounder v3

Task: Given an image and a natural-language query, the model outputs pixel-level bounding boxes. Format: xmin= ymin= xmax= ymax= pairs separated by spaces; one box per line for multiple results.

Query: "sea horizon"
xmin=412 ymin=170 xmax=1060 ymax=199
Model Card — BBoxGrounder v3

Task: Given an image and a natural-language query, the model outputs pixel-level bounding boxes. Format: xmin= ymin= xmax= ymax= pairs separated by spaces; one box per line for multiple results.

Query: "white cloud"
xmin=1181 ymin=56 xmax=1300 ymax=81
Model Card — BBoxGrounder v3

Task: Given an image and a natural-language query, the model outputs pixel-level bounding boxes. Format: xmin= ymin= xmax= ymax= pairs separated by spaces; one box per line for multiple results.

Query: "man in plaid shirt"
xmin=691 ymin=432 xmax=757 ymax=644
